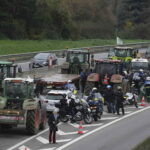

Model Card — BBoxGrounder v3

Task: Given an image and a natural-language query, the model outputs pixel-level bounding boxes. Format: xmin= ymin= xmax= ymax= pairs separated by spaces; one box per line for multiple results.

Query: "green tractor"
xmin=0 ymin=61 xmax=17 ymax=91
xmin=61 ymin=49 xmax=91 ymax=74
xmin=0 ymin=78 xmax=46 ymax=135
xmin=108 ymin=46 xmax=138 ymax=62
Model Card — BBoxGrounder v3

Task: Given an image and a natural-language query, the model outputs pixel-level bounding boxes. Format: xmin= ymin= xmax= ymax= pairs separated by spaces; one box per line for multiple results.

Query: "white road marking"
xmin=125 ymin=111 xmax=132 ymax=114
xmin=57 ymin=139 xmax=72 ymax=143
xmin=7 ymin=123 xmax=62 ymax=150
xmin=57 ymin=130 xmax=78 ymax=135
xmin=18 ymin=145 xmax=30 ymax=150
xmin=36 ymin=136 xmax=49 ymax=144
xmin=101 ymin=117 xmax=118 ymax=120
xmin=56 ymin=106 xmax=150 ymax=150
xmin=39 ymin=148 xmax=56 ymax=150
xmin=69 ymin=123 xmax=103 ymax=128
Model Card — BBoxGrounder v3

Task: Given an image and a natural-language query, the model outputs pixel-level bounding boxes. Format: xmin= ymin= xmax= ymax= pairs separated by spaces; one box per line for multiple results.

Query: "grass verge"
xmin=0 ymin=39 xmax=149 ymax=55
xmin=132 ymin=137 xmax=150 ymax=150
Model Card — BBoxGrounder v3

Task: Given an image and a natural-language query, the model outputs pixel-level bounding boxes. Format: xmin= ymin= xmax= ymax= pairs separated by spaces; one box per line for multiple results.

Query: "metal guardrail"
xmin=0 ymin=42 xmax=150 ymax=61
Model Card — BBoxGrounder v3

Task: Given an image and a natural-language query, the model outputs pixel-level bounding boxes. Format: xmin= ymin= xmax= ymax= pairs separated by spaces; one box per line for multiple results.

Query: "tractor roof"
xmin=4 ymin=77 xmax=34 ymax=83
xmin=131 ymin=58 xmax=148 ymax=63
xmin=67 ymin=49 xmax=90 ymax=54
xmin=0 ymin=61 xmax=14 ymax=65
xmin=114 ymin=46 xmax=134 ymax=50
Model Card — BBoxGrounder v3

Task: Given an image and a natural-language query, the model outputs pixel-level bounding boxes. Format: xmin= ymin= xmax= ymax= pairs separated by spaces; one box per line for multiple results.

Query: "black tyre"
xmin=84 ymin=114 xmax=93 ymax=124
xmin=59 ymin=115 xmax=69 ymax=123
xmin=26 ymin=109 xmax=40 ymax=135
xmin=93 ymin=115 xmax=98 ymax=121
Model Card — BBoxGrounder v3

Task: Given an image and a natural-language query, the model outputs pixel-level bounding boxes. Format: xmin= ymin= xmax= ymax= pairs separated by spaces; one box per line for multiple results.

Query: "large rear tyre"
xmin=26 ymin=109 xmax=40 ymax=135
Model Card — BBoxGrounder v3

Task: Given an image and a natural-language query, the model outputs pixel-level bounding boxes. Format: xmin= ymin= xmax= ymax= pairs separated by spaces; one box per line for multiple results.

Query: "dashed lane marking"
xmin=39 ymin=148 xmax=56 ymax=150
xmin=57 ymin=130 xmax=79 ymax=135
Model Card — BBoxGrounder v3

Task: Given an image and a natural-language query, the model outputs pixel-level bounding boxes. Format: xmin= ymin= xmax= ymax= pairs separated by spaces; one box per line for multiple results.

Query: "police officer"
xmin=115 ymin=86 xmax=125 ymax=115
xmin=104 ymin=85 xmax=115 ymax=113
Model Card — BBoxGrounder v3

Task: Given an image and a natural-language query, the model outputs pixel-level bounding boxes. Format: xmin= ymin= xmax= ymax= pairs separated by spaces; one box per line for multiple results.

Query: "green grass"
xmin=132 ymin=137 xmax=150 ymax=150
xmin=0 ymin=39 xmax=149 ymax=55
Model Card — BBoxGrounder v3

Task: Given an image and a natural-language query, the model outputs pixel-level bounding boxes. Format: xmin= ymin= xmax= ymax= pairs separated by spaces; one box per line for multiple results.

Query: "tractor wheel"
xmin=84 ymin=82 xmax=95 ymax=95
xmin=26 ymin=109 xmax=40 ymax=135
xmin=39 ymin=111 xmax=47 ymax=130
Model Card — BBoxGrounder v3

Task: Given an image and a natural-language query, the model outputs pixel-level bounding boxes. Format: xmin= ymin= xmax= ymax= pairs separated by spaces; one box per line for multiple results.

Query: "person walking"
xmin=115 ymin=86 xmax=125 ymax=115
xmin=48 ymin=111 xmax=58 ymax=144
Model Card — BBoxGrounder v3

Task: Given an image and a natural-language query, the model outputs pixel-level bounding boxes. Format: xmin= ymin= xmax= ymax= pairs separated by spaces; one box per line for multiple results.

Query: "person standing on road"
xmin=48 ymin=111 xmax=58 ymax=144
xmin=103 ymin=85 xmax=115 ymax=113
xmin=115 ymin=86 xmax=125 ymax=115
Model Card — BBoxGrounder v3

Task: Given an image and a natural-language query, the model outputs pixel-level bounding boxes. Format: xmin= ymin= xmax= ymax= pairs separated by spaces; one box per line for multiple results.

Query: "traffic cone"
xmin=78 ymin=121 xmax=84 ymax=134
xmin=103 ymin=74 xmax=109 ymax=85
xmin=24 ymin=147 xmax=27 ymax=150
xmin=140 ymin=96 xmax=146 ymax=106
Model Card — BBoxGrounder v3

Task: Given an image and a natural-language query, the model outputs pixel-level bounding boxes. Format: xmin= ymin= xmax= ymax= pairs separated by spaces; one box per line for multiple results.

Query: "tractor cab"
xmin=109 ymin=47 xmax=138 ymax=62
xmin=61 ymin=49 xmax=90 ymax=74
xmin=0 ymin=61 xmax=17 ymax=91
xmin=3 ymin=78 xmax=34 ymax=100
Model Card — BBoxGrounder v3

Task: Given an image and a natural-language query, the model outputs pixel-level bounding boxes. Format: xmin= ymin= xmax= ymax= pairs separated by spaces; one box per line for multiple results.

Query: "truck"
xmin=0 ymin=77 xmax=46 ymax=135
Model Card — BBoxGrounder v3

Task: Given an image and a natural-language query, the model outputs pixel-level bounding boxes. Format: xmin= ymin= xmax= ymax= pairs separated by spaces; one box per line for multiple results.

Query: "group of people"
xmin=103 ymin=85 xmax=125 ymax=115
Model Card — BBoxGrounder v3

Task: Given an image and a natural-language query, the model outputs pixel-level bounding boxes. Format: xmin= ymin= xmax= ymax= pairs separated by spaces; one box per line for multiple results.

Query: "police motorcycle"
xmin=124 ymin=92 xmax=138 ymax=108
xmin=87 ymin=89 xmax=104 ymax=121
xmin=56 ymin=95 xmax=92 ymax=124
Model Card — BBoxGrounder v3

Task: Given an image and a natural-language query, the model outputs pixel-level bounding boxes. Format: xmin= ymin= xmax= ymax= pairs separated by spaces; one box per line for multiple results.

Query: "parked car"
xmin=44 ymin=90 xmax=72 ymax=112
xmin=31 ymin=53 xmax=58 ymax=68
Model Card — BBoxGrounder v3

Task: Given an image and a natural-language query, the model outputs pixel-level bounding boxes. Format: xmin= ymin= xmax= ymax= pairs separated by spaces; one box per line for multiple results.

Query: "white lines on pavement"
xmin=36 ymin=136 xmax=49 ymax=144
xmin=57 ymin=139 xmax=72 ymax=143
xmin=18 ymin=145 xmax=30 ymax=150
xmin=56 ymin=106 xmax=150 ymax=150
xmin=101 ymin=117 xmax=118 ymax=120
xmin=39 ymin=148 xmax=56 ymax=150
xmin=36 ymin=136 xmax=71 ymax=144
xmin=125 ymin=111 xmax=132 ymax=114
xmin=57 ymin=130 xmax=78 ymax=135
xmin=7 ymin=122 xmax=62 ymax=150
xmin=69 ymin=122 xmax=103 ymax=128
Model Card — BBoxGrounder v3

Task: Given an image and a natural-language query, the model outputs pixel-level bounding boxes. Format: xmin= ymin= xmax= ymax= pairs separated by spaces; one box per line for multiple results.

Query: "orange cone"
xmin=24 ymin=147 xmax=27 ymax=150
xmin=78 ymin=121 xmax=84 ymax=134
xmin=140 ymin=96 xmax=146 ymax=106
xmin=103 ymin=74 xmax=109 ymax=85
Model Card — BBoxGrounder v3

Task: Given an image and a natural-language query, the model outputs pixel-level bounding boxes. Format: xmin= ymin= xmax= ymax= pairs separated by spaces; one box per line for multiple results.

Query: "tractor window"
xmin=5 ymin=82 xmax=27 ymax=98
xmin=67 ymin=53 xmax=86 ymax=63
xmin=115 ymin=50 xmax=127 ymax=57
xmin=131 ymin=62 xmax=148 ymax=70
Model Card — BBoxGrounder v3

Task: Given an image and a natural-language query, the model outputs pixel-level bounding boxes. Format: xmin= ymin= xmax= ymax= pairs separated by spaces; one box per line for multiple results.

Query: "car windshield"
xmin=5 ymin=82 xmax=27 ymax=98
xmin=34 ymin=53 xmax=49 ymax=59
xmin=46 ymin=94 xmax=64 ymax=100
xmin=132 ymin=62 xmax=148 ymax=70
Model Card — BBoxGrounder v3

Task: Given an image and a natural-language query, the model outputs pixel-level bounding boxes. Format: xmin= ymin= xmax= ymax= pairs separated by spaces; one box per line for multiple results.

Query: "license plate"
xmin=91 ymin=109 xmax=96 ymax=112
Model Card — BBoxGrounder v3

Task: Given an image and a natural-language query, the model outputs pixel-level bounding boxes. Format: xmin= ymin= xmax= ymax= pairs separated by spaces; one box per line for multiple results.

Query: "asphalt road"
xmin=1 ymin=105 xmax=150 ymax=150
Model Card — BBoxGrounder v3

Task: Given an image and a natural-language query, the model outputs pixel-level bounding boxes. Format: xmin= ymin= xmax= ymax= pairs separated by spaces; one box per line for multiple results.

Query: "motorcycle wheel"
xmin=84 ymin=114 xmax=93 ymax=124
xmin=59 ymin=115 xmax=69 ymax=123
xmin=93 ymin=115 xmax=98 ymax=121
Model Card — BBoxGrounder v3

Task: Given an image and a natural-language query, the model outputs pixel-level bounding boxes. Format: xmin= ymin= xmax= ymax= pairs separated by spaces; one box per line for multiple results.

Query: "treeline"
xmin=0 ymin=0 xmax=150 ymax=40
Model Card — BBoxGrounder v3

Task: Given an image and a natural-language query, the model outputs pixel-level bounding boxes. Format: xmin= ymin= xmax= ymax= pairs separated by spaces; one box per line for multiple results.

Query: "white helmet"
xmin=71 ymin=95 xmax=76 ymax=99
xmin=92 ymin=87 xmax=97 ymax=92
xmin=139 ymin=69 xmax=143 ymax=72
xmin=68 ymin=80 xmax=72 ymax=83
